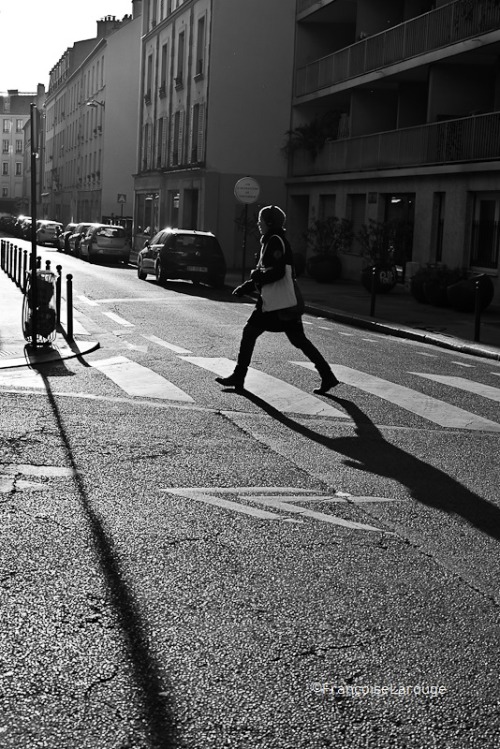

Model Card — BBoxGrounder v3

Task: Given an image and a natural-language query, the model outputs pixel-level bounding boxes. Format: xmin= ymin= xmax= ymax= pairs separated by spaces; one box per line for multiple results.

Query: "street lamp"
xmin=85 ymin=99 xmax=105 ymax=108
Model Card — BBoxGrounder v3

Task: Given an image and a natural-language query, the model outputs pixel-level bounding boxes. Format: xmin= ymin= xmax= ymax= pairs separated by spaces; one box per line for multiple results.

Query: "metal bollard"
xmin=66 ymin=274 xmax=73 ymax=341
xmin=36 ymin=256 xmax=41 ymax=269
xmin=55 ymin=265 xmax=62 ymax=325
xmin=45 ymin=260 xmax=51 ymax=271
xmin=474 ymin=279 xmax=481 ymax=343
xmin=17 ymin=246 xmax=23 ymax=288
xmin=0 ymin=239 xmax=4 ymax=270
xmin=370 ymin=266 xmax=377 ymax=317
xmin=22 ymin=250 xmax=28 ymax=291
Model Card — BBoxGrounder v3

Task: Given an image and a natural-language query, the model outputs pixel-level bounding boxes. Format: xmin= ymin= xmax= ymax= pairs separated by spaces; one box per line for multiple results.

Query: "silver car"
xmin=80 ymin=224 xmax=130 ymax=263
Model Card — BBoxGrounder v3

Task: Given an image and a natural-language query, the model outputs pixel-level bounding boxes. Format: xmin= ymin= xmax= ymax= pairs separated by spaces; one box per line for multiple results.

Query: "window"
xmin=16 ymin=119 xmax=23 ymax=132
xmin=195 ymin=17 xmax=205 ymax=77
xmin=15 ymin=163 xmax=22 ymax=176
xmin=470 ymin=194 xmax=500 ymax=270
xmin=145 ymin=54 xmax=153 ymax=102
xmin=2 ymin=140 xmax=8 ymax=154
xmin=15 ymin=140 xmax=22 ymax=153
xmin=2 ymin=162 xmax=8 ymax=175
xmin=2 ymin=188 xmax=8 ymax=198
xmin=176 ymin=31 xmax=185 ymax=86
xmin=190 ymin=103 xmax=205 ymax=163
xmin=3 ymin=120 xmax=11 ymax=133
xmin=160 ymin=43 xmax=168 ymax=94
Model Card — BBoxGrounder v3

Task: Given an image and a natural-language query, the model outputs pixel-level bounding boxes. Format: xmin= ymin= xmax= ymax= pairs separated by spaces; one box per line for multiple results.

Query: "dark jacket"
xmin=238 ymin=229 xmax=294 ymax=298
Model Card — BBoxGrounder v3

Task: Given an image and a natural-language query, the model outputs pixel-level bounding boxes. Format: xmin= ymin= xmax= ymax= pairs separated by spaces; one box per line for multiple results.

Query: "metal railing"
xmin=296 ymin=1 xmax=500 ymax=97
xmin=291 ymin=111 xmax=500 ymax=176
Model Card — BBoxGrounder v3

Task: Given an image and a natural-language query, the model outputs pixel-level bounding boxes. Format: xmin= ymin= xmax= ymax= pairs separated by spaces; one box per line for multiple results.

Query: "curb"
xmin=304 ymin=303 xmax=500 ymax=362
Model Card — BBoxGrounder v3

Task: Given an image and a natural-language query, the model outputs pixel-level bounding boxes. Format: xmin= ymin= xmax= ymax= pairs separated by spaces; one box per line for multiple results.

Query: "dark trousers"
xmin=236 ymin=319 xmax=332 ymax=378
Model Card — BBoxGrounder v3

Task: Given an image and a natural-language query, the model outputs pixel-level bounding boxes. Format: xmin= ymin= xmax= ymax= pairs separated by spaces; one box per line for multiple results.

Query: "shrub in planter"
xmin=410 ymin=264 xmax=464 ymax=306
xmin=306 ymin=254 xmax=342 ymax=282
xmin=305 ymin=216 xmax=353 ymax=283
xmin=447 ymin=273 xmax=494 ymax=313
xmin=356 ymin=219 xmax=409 ymax=294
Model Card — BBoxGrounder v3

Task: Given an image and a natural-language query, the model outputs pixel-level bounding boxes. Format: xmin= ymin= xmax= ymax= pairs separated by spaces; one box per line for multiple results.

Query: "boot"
xmin=216 ymin=366 xmax=246 ymax=389
xmin=313 ymin=371 xmax=340 ymax=395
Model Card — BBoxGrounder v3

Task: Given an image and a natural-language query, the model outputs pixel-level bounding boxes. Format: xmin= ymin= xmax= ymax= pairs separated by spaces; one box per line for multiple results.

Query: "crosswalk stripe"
xmin=91 ymin=356 xmax=193 ymax=401
xmin=142 ymin=334 xmax=192 ymax=354
xmin=101 ymin=311 xmax=134 ymax=327
xmin=412 ymin=373 xmax=500 ymax=403
xmin=180 ymin=357 xmax=349 ymax=418
xmin=293 ymin=362 xmax=500 ymax=431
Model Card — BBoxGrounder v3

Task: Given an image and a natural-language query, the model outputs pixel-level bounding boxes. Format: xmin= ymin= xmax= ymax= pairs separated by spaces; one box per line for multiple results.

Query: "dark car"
xmin=80 ymin=223 xmax=130 ymax=264
xmin=137 ymin=229 xmax=226 ymax=288
xmin=58 ymin=222 xmax=77 ymax=252
xmin=68 ymin=223 xmax=96 ymax=256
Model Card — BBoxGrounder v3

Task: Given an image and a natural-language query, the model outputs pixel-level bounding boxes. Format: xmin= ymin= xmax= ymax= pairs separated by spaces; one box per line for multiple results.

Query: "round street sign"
xmin=234 ymin=177 xmax=260 ymax=205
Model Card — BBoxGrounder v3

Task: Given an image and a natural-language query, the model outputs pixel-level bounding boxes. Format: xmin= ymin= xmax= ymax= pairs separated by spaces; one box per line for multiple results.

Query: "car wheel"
xmin=137 ymin=262 xmax=147 ymax=280
xmin=155 ymin=261 xmax=167 ymax=285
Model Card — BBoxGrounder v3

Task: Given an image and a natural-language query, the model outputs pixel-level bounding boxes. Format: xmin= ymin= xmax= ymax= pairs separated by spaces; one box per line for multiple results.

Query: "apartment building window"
xmin=189 ymin=103 xmax=205 ymax=163
xmin=470 ymin=194 xmax=500 ymax=270
xmin=3 ymin=120 xmax=11 ymax=133
xmin=171 ymin=110 xmax=184 ymax=165
xmin=2 ymin=188 xmax=7 ymax=198
xmin=2 ymin=163 xmax=8 ymax=175
xmin=2 ymin=140 xmax=8 ymax=154
xmin=15 ymin=163 xmax=22 ymax=176
xmin=195 ymin=16 xmax=206 ymax=77
xmin=145 ymin=54 xmax=153 ymax=103
xmin=175 ymin=31 xmax=185 ymax=87
xmin=431 ymin=193 xmax=445 ymax=263
xmin=15 ymin=140 xmax=22 ymax=153
xmin=16 ymin=119 xmax=23 ymax=132
xmin=159 ymin=43 xmax=168 ymax=96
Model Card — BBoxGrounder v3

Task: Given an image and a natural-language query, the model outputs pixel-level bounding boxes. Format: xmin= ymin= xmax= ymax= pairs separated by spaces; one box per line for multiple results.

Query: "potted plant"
xmin=282 ymin=111 xmax=342 ymax=161
xmin=305 ymin=216 xmax=353 ymax=283
xmin=410 ymin=264 xmax=465 ymax=307
xmin=357 ymin=219 xmax=399 ymax=293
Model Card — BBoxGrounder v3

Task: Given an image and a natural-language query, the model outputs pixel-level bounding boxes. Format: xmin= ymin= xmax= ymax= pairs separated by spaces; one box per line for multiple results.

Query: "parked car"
xmin=14 ymin=215 xmax=32 ymax=239
xmin=79 ymin=224 xmax=130 ymax=263
xmin=58 ymin=222 xmax=77 ymax=252
xmin=137 ymin=228 xmax=226 ymax=288
xmin=36 ymin=220 xmax=63 ymax=247
xmin=68 ymin=223 xmax=96 ymax=256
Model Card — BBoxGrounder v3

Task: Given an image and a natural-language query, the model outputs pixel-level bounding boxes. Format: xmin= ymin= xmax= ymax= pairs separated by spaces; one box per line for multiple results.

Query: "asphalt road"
xmin=1 ymin=245 xmax=499 ymax=749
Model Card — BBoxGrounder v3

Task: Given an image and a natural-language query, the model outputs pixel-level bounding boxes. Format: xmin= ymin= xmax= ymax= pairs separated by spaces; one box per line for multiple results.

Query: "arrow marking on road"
xmin=162 ymin=487 xmax=397 ymax=531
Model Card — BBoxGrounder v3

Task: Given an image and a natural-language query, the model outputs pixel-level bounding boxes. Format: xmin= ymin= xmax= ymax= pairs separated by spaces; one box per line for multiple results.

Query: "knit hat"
xmin=259 ymin=205 xmax=286 ymax=229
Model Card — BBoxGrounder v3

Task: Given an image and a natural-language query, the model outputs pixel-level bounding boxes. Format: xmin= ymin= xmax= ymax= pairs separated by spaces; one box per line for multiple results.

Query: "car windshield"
xmin=95 ymin=227 xmax=125 ymax=238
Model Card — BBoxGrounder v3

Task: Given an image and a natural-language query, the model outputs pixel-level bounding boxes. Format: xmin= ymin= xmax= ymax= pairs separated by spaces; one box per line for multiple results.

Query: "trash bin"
xmin=22 ymin=270 xmax=57 ymax=344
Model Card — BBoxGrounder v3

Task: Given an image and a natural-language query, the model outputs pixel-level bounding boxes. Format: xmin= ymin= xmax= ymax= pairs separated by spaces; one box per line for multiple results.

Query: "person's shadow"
xmin=240 ymin=390 xmax=500 ymax=542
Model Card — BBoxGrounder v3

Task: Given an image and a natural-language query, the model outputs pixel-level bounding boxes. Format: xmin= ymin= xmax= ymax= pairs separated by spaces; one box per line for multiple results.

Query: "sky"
xmin=0 ymin=0 xmax=133 ymax=93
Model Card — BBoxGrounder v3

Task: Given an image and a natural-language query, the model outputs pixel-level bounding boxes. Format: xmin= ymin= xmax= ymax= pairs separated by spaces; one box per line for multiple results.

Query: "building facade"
xmin=42 ymin=1 xmax=142 ymax=227
xmin=0 ymin=88 xmax=45 ymax=215
xmin=289 ymin=0 xmax=500 ymax=304
xmin=133 ymin=0 xmax=296 ymax=267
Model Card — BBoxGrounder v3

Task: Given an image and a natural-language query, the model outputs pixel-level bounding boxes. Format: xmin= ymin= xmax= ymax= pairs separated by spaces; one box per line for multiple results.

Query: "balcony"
xmin=296 ymin=0 xmax=500 ymax=98
xmin=290 ymin=111 xmax=500 ymax=177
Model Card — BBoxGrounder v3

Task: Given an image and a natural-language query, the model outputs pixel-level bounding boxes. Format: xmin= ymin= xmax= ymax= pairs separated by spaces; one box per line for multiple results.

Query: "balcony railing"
xmin=296 ymin=1 xmax=500 ymax=97
xmin=290 ymin=112 xmax=500 ymax=176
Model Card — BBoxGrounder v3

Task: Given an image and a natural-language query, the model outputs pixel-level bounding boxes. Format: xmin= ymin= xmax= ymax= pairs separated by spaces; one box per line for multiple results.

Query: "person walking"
xmin=216 ymin=205 xmax=339 ymax=394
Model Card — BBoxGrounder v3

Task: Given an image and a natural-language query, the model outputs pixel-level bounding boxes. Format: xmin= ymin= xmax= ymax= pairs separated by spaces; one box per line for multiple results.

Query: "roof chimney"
xmin=132 ymin=0 xmax=142 ymax=20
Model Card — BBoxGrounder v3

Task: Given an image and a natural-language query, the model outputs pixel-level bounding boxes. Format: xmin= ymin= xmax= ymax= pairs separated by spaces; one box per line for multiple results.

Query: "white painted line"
xmin=0 ymin=370 xmax=45 ymax=388
xmin=293 ymin=362 xmax=500 ymax=431
xmin=248 ymin=497 xmax=382 ymax=531
xmin=101 ymin=311 xmax=134 ymax=327
xmin=142 ymin=334 xmax=192 ymax=354
xmin=91 ymin=356 xmax=193 ymax=401
xmin=362 ymin=338 xmax=377 ymax=342
xmin=339 ymin=332 xmax=355 ymax=336
xmin=162 ymin=489 xmax=284 ymax=520
xmin=180 ymin=357 xmax=349 ymax=418
xmin=319 ymin=326 xmax=332 ymax=330
xmin=450 ymin=361 xmax=474 ymax=368
xmin=415 ymin=352 xmax=437 ymax=357
xmin=78 ymin=295 xmax=99 ymax=306
xmin=411 ymin=373 xmax=500 ymax=404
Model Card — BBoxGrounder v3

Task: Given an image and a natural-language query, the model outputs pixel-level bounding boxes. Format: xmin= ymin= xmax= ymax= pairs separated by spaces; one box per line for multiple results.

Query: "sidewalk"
xmin=0 ymin=269 xmax=99 ymax=369
xmin=1 ymin=265 xmax=500 ymax=369
xmin=226 ymin=271 xmax=500 ymax=361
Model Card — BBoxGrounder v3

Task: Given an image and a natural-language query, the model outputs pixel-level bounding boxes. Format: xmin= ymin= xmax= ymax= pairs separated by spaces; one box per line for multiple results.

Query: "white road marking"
xmin=91 ymin=356 xmax=193 ymax=401
xmin=162 ymin=486 xmax=386 ymax=531
xmin=412 ymin=373 xmax=500 ymax=403
xmin=362 ymin=338 xmax=377 ymax=342
xmin=451 ymin=361 xmax=474 ymax=368
xmin=415 ymin=352 xmax=437 ymax=357
xmin=180 ymin=357 xmax=349 ymax=418
xmin=293 ymin=362 xmax=500 ymax=431
xmin=142 ymin=334 xmax=192 ymax=354
xmin=0 ymin=370 xmax=45 ymax=388
xmin=162 ymin=488 xmax=284 ymax=520
xmin=339 ymin=332 xmax=355 ymax=336
xmin=78 ymin=295 xmax=99 ymax=306
xmin=101 ymin=311 xmax=134 ymax=327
